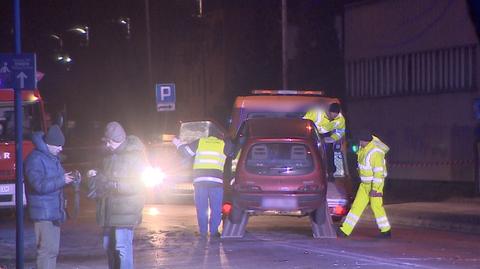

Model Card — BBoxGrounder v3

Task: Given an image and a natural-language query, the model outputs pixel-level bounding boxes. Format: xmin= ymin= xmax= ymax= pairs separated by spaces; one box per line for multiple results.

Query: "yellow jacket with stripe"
xmin=178 ymin=136 xmax=235 ymax=184
xmin=303 ymin=109 xmax=346 ymax=141
xmin=357 ymin=136 xmax=390 ymax=191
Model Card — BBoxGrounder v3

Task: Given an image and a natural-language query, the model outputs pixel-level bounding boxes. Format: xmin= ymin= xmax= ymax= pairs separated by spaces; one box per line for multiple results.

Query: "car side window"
xmin=312 ymin=126 xmax=323 ymax=150
xmin=235 ymin=121 xmax=249 ymax=147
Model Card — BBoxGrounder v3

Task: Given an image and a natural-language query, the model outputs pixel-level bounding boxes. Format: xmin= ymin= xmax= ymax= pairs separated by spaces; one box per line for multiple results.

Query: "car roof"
xmin=244 ymin=118 xmax=315 ymax=139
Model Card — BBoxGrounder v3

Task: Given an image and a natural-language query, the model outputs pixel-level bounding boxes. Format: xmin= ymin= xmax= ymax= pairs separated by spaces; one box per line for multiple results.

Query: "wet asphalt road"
xmin=1 ymin=199 xmax=479 ymax=269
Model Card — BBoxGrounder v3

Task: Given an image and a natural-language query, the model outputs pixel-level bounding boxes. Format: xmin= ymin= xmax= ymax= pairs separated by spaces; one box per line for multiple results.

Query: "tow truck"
xmin=221 ymin=89 xmax=352 ymax=238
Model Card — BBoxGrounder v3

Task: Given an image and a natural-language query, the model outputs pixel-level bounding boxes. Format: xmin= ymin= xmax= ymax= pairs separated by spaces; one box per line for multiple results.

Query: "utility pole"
xmin=196 ymin=0 xmax=208 ymax=117
xmin=144 ymin=0 xmax=153 ymax=88
xmin=13 ymin=0 xmax=25 ymax=268
xmin=282 ymin=0 xmax=288 ymax=90
xmin=145 ymin=0 xmax=159 ymax=134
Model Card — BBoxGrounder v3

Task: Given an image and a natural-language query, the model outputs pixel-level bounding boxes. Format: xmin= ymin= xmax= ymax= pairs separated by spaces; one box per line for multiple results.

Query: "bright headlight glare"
xmin=142 ymin=167 xmax=165 ymax=187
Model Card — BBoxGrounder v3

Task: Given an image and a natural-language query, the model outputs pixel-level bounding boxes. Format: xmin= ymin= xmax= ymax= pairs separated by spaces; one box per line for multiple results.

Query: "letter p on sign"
xmin=160 ymin=86 xmax=171 ymax=101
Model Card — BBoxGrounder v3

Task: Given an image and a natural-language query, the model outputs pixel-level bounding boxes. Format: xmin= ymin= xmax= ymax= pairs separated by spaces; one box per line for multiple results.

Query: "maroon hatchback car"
xmin=227 ymin=117 xmax=329 ymax=224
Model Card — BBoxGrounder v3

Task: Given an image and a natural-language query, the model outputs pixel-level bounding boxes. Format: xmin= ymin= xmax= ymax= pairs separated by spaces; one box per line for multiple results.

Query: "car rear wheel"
xmin=310 ymin=201 xmax=327 ymax=225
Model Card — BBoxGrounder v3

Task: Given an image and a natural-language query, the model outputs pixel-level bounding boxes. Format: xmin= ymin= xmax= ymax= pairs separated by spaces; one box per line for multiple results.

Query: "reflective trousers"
xmin=340 ymin=181 xmax=391 ymax=235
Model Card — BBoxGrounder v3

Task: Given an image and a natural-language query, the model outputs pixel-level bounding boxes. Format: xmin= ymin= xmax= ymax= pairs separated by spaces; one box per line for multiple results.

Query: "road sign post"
xmin=5 ymin=1 xmax=38 ymax=268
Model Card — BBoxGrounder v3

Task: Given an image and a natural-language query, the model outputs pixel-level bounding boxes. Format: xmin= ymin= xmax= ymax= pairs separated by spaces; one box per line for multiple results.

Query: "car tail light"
xmin=297 ymin=184 xmax=319 ymax=192
xmin=331 ymin=205 xmax=347 ymax=216
xmin=222 ymin=202 xmax=232 ymax=215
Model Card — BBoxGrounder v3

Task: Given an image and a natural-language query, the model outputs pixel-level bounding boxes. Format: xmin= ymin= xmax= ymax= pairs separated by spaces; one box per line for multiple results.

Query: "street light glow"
xmin=50 ymin=34 xmax=62 ymax=40
xmin=70 ymin=27 xmax=87 ymax=34
xmin=117 ymin=17 xmax=131 ymax=39
xmin=68 ymin=25 xmax=90 ymax=46
xmin=50 ymin=34 xmax=63 ymax=49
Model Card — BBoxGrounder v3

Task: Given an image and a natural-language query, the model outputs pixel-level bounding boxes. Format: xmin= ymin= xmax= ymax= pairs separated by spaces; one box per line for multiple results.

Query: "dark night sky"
xmin=0 ymin=0 xmax=345 ymax=144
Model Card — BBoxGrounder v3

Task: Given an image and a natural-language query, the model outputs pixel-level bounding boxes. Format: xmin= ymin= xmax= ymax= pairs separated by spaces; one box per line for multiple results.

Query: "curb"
xmin=361 ymin=205 xmax=480 ymax=234
xmin=387 ymin=213 xmax=480 ymax=234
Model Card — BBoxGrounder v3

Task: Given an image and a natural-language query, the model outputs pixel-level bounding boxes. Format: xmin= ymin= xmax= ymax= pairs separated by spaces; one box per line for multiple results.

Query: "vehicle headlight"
xmin=142 ymin=167 xmax=165 ymax=187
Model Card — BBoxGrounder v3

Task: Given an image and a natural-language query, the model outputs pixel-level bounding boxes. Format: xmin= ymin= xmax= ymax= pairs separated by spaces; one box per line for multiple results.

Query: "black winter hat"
xmin=353 ymin=129 xmax=372 ymax=142
xmin=103 ymin=121 xmax=126 ymax=143
xmin=329 ymin=103 xmax=341 ymax=113
xmin=44 ymin=125 xmax=65 ymax=146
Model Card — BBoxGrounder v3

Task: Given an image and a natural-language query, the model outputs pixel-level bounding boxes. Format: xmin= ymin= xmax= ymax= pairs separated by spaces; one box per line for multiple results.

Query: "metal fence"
xmin=346 ymin=44 xmax=477 ymax=98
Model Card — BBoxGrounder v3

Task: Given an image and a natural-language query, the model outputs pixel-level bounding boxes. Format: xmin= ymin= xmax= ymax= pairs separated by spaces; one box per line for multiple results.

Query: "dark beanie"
xmin=329 ymin=103 xmax=341 ymax=113
xmin=353 ymin=129 xmax=372 ymax=142
xmin=103 ymin=121 xmax=126 ymax=143
xmin=44 ymin=125 xmax=65 ymax=146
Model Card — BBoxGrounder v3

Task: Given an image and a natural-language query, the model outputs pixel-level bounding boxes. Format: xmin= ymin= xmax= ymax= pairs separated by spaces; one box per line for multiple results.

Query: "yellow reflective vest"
xmin=303 ymin=109 xmax=346 ymax=141
xmin=193 ymin=136 xmax=226 ymax=172
xmin=231 ymin=149 xmax=241 ymax=174
xmin=357 ymin=136 xmax=389 ymax=189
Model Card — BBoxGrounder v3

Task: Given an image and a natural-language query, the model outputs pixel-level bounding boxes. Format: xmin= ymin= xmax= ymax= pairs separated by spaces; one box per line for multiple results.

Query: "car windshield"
xmin=0 ymin=102 xmax=43 ymax=141
xmin=245 ymin=143 xmax=314 ymax=176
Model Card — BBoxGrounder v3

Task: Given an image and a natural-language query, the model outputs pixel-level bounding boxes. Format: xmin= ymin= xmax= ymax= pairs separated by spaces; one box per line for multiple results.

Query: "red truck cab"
xmin=0 ymin=89 xmax=47 ymax=208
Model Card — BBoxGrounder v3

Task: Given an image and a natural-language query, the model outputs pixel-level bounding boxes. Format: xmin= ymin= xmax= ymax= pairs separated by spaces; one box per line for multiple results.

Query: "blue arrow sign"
xmin=155 ymin=83 xmax=176 ymax=111
xmin=0 ymin=53 xmax=36 ymax=89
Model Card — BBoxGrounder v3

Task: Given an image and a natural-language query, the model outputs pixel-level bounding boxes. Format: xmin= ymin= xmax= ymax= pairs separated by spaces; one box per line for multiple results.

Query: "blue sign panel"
xmin=155 ymin=83 xmax=176 ymax=111
xmin=0 ymin=53 xmax=36 ymax=89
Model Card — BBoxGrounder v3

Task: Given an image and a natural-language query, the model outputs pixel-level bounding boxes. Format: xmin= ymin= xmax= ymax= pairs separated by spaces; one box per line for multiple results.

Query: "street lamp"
xmin=50 ymin=34 xmax=63 ymax=50
xmin=68 ymin=25 xmax=90 ymax=47
xmin=118 ymin=17 xmax=131 ymax=39
xmin=196 ymin=0 xmax=203 ymax=18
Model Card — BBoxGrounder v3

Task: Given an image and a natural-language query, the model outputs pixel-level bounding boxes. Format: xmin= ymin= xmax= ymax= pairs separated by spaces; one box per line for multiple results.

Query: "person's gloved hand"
xmin=324 ymin=137 xmax=336 ymax=144
xmin=172 ymin=137 xmax=182 ymax=148
xmin=64 ymin=172 xmax=74 ymax=184
xmin=87 ymin=169 xmax=97 ymax=178
xmin=369 ymin=190 xmax=383 ymax=197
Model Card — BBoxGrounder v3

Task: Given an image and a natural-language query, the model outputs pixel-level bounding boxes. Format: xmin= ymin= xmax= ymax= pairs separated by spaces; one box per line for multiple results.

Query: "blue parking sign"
xmin=155 ymin=83 xmax=175 ymax=111
xmin=0 ymin=53 xmax=36 ymax=89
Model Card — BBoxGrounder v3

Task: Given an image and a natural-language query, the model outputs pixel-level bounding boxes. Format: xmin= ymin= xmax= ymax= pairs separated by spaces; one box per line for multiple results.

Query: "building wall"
xmin=344 ymin=0 xmax=479 ymax=182
xmin=345 ymin=0 xmax=478 ymax=58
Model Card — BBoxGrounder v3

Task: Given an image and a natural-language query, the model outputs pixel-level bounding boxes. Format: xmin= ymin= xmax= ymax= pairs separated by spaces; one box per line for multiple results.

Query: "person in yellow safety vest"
xmin=303 ymin=103 xmax=345 ymax=143
xmin=173 ymin=134 xmax=235 ymax=239
xmin=338 ymin=130 xmax=391 ymax=238
xmin=304 ymin=103 xmax=346 ymax=177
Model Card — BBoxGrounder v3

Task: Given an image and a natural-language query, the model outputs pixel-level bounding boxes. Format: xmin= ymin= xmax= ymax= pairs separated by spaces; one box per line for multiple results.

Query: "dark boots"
xmin=377 ymin=230 xmax=392 ymax=239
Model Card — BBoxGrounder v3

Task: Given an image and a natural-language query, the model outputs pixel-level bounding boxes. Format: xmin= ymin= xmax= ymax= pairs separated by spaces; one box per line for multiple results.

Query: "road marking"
xmin=260 ymin=239 xmax=438 ymax=269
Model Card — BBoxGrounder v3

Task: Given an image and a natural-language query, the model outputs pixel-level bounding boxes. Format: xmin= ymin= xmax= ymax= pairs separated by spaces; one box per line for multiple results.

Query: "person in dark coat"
xmin=87 ymin=121 xmax=148 ymax=269
xmin=25 ymin=125 xmax=74 ymax=269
